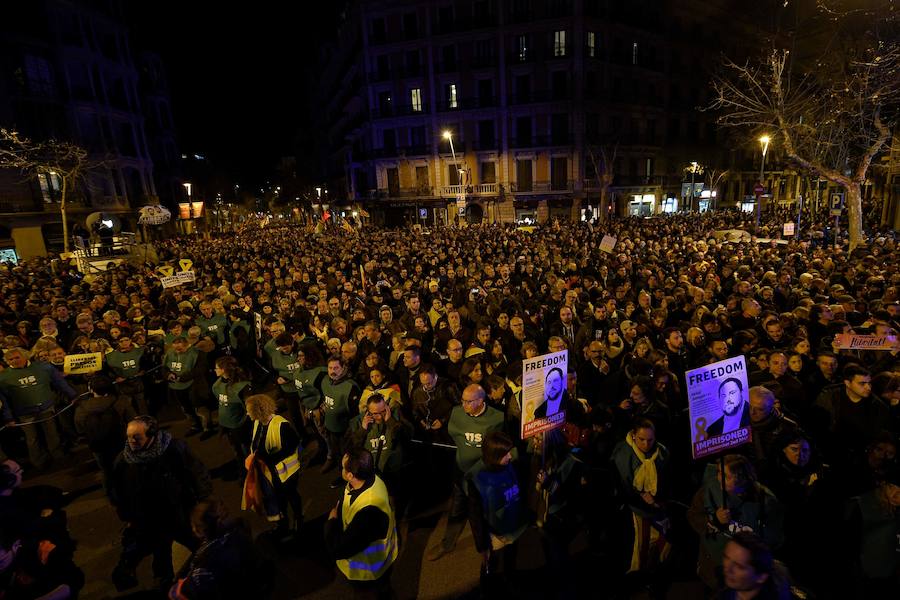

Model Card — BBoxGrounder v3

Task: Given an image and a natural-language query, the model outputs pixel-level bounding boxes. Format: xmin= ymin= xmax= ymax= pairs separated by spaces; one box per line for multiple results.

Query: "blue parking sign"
xmin=829 ymin=193 xmax=844 ymax=216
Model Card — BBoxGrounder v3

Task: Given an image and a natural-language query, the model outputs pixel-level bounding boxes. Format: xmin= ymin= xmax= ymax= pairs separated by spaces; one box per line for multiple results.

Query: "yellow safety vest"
xmin=252 ymin=415 xmax=301 ymax=482
xmin=336 ymin=476 xmax=398 ymax=581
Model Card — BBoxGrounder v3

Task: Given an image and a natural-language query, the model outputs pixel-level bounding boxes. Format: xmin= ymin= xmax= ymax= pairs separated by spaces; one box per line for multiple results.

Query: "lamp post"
xmin=182 ymin=182 xmax=193 ymax=233
xmin=689 ymin=161 xmax=698 ymax=212
xmin=443 ymin=130 xmax=466 ymax=223
xmin=756 ymin=135 xmax=770 ymax=228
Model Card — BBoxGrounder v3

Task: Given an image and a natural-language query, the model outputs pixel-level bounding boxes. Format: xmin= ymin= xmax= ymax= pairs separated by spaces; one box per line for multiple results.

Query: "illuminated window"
xmin=632 ymin=41 xmax=639 ymax=65
xmin=517 ymin=35 xmax=528 ymax=61
xmin=447 ymin=83 xmax=458 ymax=108
xmin=554 ymin=31 xmax=567 ymax=57
xmin=411 ymin=88 xmax=422 ymax=112
xmin=587 ymin=32 xmax=596 ymax=57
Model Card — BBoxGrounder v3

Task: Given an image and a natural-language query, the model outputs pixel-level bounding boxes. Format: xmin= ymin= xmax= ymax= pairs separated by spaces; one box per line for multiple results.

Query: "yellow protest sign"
xmin=64 ymin=352 xmax=103 ymax=375
xmin=158 ymin=266 xmax=175 ymax=277
xmin=179 ymin=259 xmax=193 ymax=272
xmin=834 ymin=334 xmax=899 ymax=351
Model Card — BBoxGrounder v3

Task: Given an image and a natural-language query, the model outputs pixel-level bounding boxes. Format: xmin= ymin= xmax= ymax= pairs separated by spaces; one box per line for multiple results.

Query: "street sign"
xmin=419 ymin=208 xmax=427 ymax=219
xmin=753 ymin=183 xmax=765 ymax=195
xmin=829 ymin=193 xmax=844 ymax=216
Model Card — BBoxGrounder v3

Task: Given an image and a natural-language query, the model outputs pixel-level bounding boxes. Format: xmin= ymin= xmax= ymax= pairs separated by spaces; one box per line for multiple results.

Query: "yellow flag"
xmin=179 ymin=259 xmax=193 ymax=272
xmin=341 ymin=220 xmax=353 ymax=233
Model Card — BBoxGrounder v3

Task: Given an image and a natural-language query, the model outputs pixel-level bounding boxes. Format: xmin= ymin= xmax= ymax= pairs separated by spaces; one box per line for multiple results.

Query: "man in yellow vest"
xmin=325 ymin=447 xmax=398 ymax=599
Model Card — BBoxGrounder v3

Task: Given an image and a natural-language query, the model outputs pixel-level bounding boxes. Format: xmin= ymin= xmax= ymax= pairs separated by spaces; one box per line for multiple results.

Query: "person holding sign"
xmin=0 ymin=347 xmax=77 ymax=470
xmin=706 ymin=378 xmax=750 ymax=437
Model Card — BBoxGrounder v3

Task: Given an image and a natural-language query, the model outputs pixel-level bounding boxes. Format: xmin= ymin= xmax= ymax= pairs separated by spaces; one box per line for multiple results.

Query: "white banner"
xmin=599 ymin=234 xmax=617 ymax=253
xmin=520 ymin=350 xmax=567 ymax=439
xmin=160 ymin=271 xmax=195 ymax=288
xmin=686 ymin=356 xmax=752 ymax=459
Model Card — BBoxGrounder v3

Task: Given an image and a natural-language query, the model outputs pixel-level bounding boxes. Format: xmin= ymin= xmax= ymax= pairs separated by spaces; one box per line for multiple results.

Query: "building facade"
xmin=314 ymin=0 xmax=758 ymax=226
xmin=0 ymin=0 xmax=172 ymax=258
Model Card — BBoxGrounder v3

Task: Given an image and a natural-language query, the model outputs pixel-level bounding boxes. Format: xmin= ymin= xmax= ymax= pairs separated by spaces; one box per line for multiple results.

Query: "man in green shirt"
xmin=105 ymin=336 xmax=147 ymax=414
xmin=163 ymin=337 xmax=203 ymax=435
xmin=270 ymin=333 xmax=302 ymax=427
xmin=195 ymin=301 xmax=228 ymax=348
xmin=318 ymin=357 xmax=361 ymax=473
xmin=0 ymin=347 xmax=77 ymax=469
xmin=427 ymin=383 xmax=504 ymax=561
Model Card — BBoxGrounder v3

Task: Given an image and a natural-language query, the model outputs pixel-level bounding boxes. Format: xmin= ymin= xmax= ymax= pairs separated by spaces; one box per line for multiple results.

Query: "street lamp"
xmin=443 ymin=130 xmax=466 ymax=224
xmin=182 ymin=182 xmax=194 ymax=232
xmin=689 ymin=161 xmax=698 ymax=213
xmin=756 ymin=134 xmax=771 ymax=227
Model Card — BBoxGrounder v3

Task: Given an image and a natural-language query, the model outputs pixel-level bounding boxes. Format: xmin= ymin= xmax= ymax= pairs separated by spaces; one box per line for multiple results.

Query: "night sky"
xmin=126 ymin=2 xmax=344 ymax=186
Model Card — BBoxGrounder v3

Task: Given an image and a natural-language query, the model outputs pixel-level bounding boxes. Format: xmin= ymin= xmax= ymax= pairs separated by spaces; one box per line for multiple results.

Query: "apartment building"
xmin=0 ymin=0 xmax=172 ymax=258
xmin=315 ymin=0 xmax=746 ymax=226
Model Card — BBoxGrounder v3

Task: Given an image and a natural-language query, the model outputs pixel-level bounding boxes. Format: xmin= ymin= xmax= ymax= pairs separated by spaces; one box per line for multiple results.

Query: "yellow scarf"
xmin=625 ymin=432 xmax=660 ymax=496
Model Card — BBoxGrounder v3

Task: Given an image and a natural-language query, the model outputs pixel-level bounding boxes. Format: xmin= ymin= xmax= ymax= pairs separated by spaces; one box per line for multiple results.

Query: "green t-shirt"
xmin=106 ymin=347 xmax=145 ymax=379
xmin=269 ymin=349 xmax=300 ymax=393
xmin=196 ymin=314 xmax=228 ymax=346
xmin=293 ymin=366 xmax=325 ymax=409
xmin=447 ymin=405 xmax=505 ymax=473
xmin=164 ymin=347 xmax=199 ymax=390
xmin=320 ymin=376 xmax=360 ymax=433
xmin=212 ymin=378 xmax=250 ymax=429
xmin=0 ymin=362 xmax=58 ymax=416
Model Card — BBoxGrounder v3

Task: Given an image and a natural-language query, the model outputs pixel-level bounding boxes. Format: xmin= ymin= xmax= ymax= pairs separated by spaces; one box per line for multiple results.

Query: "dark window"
xmin=475 ymin=39 xmax=493 ymax=65
xmin=551 ymin=157 xmax=568 ymax=190
xmin=416 ymin=165 xmax=429 ymax=189
xmin=438 ymin=6 xmax=453 ymax=30
xmin=668 ymin=118 xmax=680 ymax=139
xmin=376 ymin=55 xmax=390 ymax=79
xmin=586 ymin=113 xmax=600 ymax=140
xmin=383 ymin=129 xmax=396 ymax=150
xmin=448 ymin=163 xmax=462 ymax=185
xmin=516 ymin=116 xmax=532 ymax=145
xmin=378 ymin=91 xmax=392 ymax=115
xmin=551 ymin=71 xmax=568 ymax=100
xmin=118 ymin=122 xmax=136 ymax=156
xmin=441 ymin=45 xmax=456 ymax=70
xmin=403 ymin=12 xmax=418 ymax=38
xmin=481 ymin=161 xmax=496 ymax=183
xmin=478 ymin=119 xmax=495 ymax=146
xmin=386 ymin=167 xmax=400 ymax=194
xmin=410 ymin=126 xmax=426 ymax=147
xmin=474 ymin=1 xmax=490 ymax=20
xmin=405 ymin=51 xmax=420 ymax=75
xmin=371 ymin=18 xmax=386 ymax=43
xmin=515 ymin=74 xmax=530 ymax=102
xmin=516 ymin=159 xmax=533 ymax=191
xmin=551 ymin=113 xmax=568 ymax=144
xmin=478 ymin=79 xmax=493 ymax=106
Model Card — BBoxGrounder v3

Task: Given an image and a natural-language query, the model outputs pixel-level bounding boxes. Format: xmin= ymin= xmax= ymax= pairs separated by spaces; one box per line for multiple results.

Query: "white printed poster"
xmin=686 ymin=356 xmax=752 ymax=459
xmin=520 ymin=350 xmax=567 ymax=439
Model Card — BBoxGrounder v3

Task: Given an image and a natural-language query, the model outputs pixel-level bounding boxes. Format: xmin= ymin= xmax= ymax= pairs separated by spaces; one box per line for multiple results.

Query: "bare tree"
xmin=0 ymin=128 xmax=105 ymax=254
xmin=708 ymin=1 xmax=898 ymax=249
xmin=705 ymin=168 xmax=730 ymax=210
xmin=586 ymin=144 xmax=617 ymax=222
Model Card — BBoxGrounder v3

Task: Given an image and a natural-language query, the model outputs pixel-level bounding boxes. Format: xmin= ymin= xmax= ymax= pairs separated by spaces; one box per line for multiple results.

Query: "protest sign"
xmin=783 ymin=222 xmax=795 ymax=236
xmin=64 ymin=352 xmax=103 ymax=375
xmin=179 ymin=258 xmax=193 ymax=272
xmin=157 ymin=265 xmax=175 ymax=277
xmin=520 ymin=350 xmax=567 ymax=439
xmin=160 ymin=270 xmax=195 ymax=288
xmin=686 ymin=356 xmax=752 ymax=459
xmin=834 ymin=334 xmax=899 ymax=351
xmin=599 ymin=234 xmax=617 ymax=254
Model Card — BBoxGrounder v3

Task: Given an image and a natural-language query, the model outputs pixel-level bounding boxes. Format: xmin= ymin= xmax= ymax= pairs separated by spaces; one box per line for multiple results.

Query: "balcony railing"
xmin=375 ymin=186 xmax=436 ymax=198
xmin=474 ymin=183 xmax=498 ymax=195
xmin=373 ymin=104 xmax=429 ymax=118
xmin=508 ymin=90 xmax=556 ymax=105
xmin=509 ymin=135 xmax=571 ymax=148
xmin=442 ymin=184 xmax=465 ymax=196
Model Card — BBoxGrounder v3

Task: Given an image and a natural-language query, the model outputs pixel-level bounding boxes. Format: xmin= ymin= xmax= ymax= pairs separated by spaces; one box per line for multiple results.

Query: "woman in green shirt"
xmin=212 ymin=356 xmax=252 ymax=478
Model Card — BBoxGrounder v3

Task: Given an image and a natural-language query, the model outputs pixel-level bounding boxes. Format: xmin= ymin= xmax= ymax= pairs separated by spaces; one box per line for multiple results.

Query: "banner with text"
xmin=160 ymin=271 xmax=196 ymax=288
xmin=64 ymin=352 xmax=103 ymax=375
xmin=521 ymin=350 xmax=567 ymax=439
xmin=599 ymin=234 xmax=617 ymax=254
xmin=834 ymin=334 xmax=899 ymax=351
xmin=686 ymin=355 xmax=752 ymax=459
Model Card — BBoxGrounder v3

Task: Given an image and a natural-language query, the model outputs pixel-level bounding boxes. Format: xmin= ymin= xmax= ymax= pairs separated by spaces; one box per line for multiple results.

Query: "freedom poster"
xmin=686 ymin=355 xmax=752 ymax=459
xmin=521 ymin=350 xmax=567 ymax=439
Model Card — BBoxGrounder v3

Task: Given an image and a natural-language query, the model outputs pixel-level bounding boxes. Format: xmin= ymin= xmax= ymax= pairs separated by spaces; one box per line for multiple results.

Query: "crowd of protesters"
xmin=0 ymin=208 xmax=898 ymax=599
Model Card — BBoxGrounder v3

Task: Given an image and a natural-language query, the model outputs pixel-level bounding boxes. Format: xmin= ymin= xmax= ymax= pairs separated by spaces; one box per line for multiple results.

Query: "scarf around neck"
xmin=625 ymin=431 xmax=660 ymax=496
xmin=123 ymin=430 xmax=173 ymax=464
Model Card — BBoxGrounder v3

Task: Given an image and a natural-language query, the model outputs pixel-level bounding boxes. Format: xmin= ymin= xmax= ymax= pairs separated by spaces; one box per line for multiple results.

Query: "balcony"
xmin=436 ymin=97 xmax=491 ymax=112
xmin=473 ymin=139 xmax=499 ymax=151
xmin=376 ymin=186 xmax=436 ymax=198
xmin=474 ymin=183 xmax=498 ymax=195
xmin=441 ymin=184 xmax=465 ymax=196
xmin=372 ymin=104 xmax=429 ymax=118
xmin=508 ymin=90 xmax=556 ymax=105
xmin=509 ymin=135 xmax=571 ymax=148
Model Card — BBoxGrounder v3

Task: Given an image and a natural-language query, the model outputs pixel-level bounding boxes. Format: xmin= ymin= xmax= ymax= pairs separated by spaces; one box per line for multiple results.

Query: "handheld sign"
xmin=64 ymin=352 xmax=103 ymax=375
xmin=521 ymin=350 xmax=568 ymax=439
xmin=179 ymin=259 xmax=193 ymax=272
xmin=599 ymin=234 xmax=617 ymax=254
xmin=782 ymin=222 xmax=795 ymax=236
xmin=157 ymin=266 xmax=175 ymax=277
xmin=834 ymin=334 xmax=899 ymax=351
xmin=686 ymin=356 xmax=752 ymax=459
